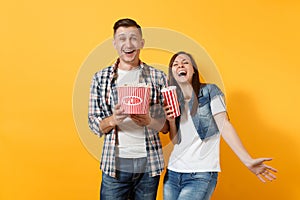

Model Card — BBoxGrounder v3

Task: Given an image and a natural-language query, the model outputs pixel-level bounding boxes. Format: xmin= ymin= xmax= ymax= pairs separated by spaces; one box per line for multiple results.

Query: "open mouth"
xmin=123 ymin=50 xmax=135 ymax=54
xmin=178 ymin=71 xmax=187 ymax=77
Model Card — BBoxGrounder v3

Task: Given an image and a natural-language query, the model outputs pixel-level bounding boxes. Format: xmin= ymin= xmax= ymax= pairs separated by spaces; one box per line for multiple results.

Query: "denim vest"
xmin=176 ymin=84 xmax=224 ymax=142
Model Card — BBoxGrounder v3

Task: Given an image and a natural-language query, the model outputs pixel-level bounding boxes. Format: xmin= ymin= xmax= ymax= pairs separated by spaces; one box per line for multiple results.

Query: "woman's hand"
xmin=246 ymin=158 xmax=278 ymax=182
xmin=163 ymin=105 xmax=176 ymax=122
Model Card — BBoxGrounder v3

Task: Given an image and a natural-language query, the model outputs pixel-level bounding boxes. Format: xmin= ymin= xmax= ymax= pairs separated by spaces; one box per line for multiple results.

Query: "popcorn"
xmin=117 ymin=83 xmax=150 ymax=114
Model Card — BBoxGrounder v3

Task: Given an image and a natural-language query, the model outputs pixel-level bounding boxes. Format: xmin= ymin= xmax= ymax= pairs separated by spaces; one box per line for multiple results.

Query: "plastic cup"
xmin=161 ymin=86 xmax=180 ymax=117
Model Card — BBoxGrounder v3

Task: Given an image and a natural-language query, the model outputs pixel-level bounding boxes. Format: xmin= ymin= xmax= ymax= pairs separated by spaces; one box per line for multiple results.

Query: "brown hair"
xmin=168 ymin=51 xmax=202 ymax=116
xmin=113 ymin=18 xmax=142 ymax=36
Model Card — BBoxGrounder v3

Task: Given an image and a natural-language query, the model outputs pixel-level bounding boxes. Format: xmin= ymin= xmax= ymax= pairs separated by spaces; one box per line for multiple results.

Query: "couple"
xmin=88 ymin=18 xmax=277 ymax=200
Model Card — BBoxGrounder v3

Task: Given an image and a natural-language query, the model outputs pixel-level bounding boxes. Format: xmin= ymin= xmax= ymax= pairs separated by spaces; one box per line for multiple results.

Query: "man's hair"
xmin=113 ymin=18 xmax=142 ymax=36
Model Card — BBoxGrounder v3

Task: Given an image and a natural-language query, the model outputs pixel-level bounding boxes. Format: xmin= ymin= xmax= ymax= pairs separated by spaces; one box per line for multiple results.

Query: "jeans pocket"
xmin=188 ymin=172 xmax=218 ymax=196
xmin=190 ymin=172 xmax=212 ymax=183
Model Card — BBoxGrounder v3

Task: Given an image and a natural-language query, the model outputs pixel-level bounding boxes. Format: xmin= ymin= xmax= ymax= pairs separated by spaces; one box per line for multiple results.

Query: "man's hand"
xmin=112 ymin=104 xmax=128 ymax=126
xmin=99 ymin=104 xmax=128 ymax=134
xmin=130 ymin=114 xmax=151 ymax=127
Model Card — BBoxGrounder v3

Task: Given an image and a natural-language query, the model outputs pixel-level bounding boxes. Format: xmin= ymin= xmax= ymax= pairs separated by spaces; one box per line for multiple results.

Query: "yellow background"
xmin=1 ymin=0 xmax=300 ymax=199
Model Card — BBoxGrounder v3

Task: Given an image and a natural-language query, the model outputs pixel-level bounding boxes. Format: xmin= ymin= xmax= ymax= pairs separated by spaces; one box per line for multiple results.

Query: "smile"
xmin=123 ymin=49 xmax=135 ymax=54
xmin=178 ymin=70 xmax=187 ymax=77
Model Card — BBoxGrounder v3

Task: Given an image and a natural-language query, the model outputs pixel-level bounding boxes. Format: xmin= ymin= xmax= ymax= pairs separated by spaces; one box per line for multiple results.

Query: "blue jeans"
xmin=163 ymin=169 xmax=218 ymax=200
xmin=100 ymin=157 xmax=160 ymax=200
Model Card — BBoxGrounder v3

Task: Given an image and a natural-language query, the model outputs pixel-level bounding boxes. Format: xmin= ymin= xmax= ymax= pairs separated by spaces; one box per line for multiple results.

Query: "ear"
xmin=140 ymin=39 xmax=145 ymax=49
xmin=113 ymin=39 xmax=117 ymax=50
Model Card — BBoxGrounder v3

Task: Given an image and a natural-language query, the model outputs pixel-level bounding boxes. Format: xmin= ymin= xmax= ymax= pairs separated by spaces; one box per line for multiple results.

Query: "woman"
xmin=163 ymin=51 xmax=277 ymax=200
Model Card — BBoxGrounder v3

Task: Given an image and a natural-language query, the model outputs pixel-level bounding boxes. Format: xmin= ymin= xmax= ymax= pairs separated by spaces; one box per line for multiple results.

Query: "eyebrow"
xmin=174 ymin=59 xmax=187 ymax=63
xmin=116 ymin=32 xmax=139 ymax=37
xmin=116 ymin=33 xmax=126 ymax=37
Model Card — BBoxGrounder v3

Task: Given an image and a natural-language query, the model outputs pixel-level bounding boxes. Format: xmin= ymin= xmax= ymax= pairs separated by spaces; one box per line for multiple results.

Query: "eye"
xmin=118 ymin=37 xmax=126 ymax=41
xmin=183 ymin=61 xmax=189 ymax=65
xmin=172 ymin=63 xmax=178 ymax=67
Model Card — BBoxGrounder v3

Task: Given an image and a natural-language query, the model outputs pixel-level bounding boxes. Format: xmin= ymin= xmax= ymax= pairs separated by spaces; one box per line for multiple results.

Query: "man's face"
xmin=113 ymin=26 xmax=144 ymax=65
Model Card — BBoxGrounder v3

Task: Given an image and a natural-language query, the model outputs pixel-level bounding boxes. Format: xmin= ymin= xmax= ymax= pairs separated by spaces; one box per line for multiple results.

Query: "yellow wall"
xmin=1 ymin=0 xmax=300 ymax=199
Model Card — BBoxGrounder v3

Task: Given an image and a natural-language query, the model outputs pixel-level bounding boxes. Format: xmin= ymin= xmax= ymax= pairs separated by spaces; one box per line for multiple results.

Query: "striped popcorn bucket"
xmin=117 ymin=86 xmax=150 ymax=114
xmin=161 ymin=86 xmax=181 ymax=118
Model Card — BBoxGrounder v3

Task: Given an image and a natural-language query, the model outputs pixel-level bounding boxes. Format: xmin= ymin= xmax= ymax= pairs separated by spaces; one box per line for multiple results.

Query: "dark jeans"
xmin=100 ymin=157 xmax=160 ymax=200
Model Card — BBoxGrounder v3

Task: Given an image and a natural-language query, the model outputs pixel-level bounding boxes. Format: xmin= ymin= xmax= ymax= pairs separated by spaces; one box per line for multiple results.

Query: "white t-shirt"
xmin=168 ymin=95 xmax=226 ymax=172
xmin=115 ymin=68 xmax=147 ymax=158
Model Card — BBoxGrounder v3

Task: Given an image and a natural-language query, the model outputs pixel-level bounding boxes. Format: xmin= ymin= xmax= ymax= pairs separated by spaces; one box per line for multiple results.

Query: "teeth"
xmin=124 ymin=50 xmax=135 ymax=54
xmin=178 ymin=71 xmax=187 ymax=76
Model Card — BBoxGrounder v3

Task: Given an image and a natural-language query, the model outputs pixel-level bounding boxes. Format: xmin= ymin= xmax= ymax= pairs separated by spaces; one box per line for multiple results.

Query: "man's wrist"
xmin=99 ymin=116 xmax=116 ymax=134
xmin=108 ymin=116 xmax=116 ymax=127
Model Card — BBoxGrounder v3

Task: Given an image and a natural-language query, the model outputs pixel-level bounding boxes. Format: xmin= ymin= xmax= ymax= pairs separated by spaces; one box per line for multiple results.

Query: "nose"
xmin=125 ymin=38 xmax=133 ymax=48
xmin=178 ymin=63 xmax=184 ymax=68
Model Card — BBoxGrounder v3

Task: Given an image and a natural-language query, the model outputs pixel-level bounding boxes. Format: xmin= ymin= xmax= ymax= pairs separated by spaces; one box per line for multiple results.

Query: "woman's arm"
xmin=164 ymin=105 xmax=179 ymax=144
xmin=214 ymin=112 xmax=277 ymax=182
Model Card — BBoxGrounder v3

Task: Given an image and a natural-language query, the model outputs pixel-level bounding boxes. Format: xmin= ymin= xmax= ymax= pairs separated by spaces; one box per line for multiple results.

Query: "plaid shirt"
xmin=88 ymin=59 xmax=167 ymax=178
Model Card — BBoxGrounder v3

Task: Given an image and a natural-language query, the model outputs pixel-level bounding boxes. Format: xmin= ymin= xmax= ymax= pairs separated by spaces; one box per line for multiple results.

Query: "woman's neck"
xmin=179 ymin=82 xmax=193 ymax=100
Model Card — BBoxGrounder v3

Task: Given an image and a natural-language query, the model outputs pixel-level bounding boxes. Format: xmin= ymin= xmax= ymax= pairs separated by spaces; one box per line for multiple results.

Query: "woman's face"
xmin=171 ymin=54 xmax=195 ymax=84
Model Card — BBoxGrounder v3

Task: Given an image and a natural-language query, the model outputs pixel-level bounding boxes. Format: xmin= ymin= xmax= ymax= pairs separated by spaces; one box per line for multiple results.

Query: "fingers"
xmin=114 ymin=104 xmax=124 ymax=115
xmin=114 ymin=103 xmax=121 ymax=109
xmin=130 ymin=116 xmax=139 ymax=124
xmin=251 ymin=157 xmax=277 ymax=182
xmin=264 ymin=171 xmax=277 ymax=181
xmin=129 ymin=114 xmax=151 ymax=126
xmin=114 ymin=114 xmax=127 ymax=125
xmin=113 ymin=104 xmax=127 ymax=124
xmin=130 ymin=114 xmax=148 ymax=120
xmin=253 ymin=158 xmax=278 ymax=172
xmin=255 ymin=163 xmax=277 ymax=182
xmin=257 ymin=157 xmax=273 ymax=162
xmin=257 ymin=174 xmax=266 ymax=183
xmin=264 ymin=164 xmax=278 ymax=173
xmin=163 ymin=105 xmax=175 ymax=119
xmin=258 ymin=169 xmax=277 ymax=182
xmin=255 ymin=158 xmax=278 ymax=173
xmin=163 ymin=105 xmax=171 ymax=111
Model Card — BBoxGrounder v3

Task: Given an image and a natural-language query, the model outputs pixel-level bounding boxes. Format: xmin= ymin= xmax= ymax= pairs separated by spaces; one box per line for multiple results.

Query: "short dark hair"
xmin=113 ymin=18 xmax=142 ymax=36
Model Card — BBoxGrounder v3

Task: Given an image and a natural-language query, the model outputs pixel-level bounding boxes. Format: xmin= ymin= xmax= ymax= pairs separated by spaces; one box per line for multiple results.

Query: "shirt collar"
xmin=112 ymin=58 xmax=144 ymax=70
xmin=110 ymin=58 xmax=144 ymax=80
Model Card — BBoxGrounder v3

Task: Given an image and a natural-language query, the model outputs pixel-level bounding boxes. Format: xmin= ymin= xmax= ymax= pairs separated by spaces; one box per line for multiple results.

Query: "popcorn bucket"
xmin=117 ymin=85 xmax=150 ymax=114
xmin=161 ymin=86 xmax=181 ymax=118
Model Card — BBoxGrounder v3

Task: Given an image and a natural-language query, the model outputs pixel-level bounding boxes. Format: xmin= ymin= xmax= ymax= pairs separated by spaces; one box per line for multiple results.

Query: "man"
xmin=88 ymin=18 xmax=167 ymax=200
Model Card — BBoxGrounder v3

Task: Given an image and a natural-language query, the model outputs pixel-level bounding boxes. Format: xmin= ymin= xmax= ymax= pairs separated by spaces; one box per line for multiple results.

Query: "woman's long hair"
xmin=168 ymin=51 xmax=202 ymax=116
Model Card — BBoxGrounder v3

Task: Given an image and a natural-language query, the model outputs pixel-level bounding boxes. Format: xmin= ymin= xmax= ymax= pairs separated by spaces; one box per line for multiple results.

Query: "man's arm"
xmin=100 ymin=104 xmax=127 ymax=134
xmin=88 ymin=72 xmax=127 ymax=137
